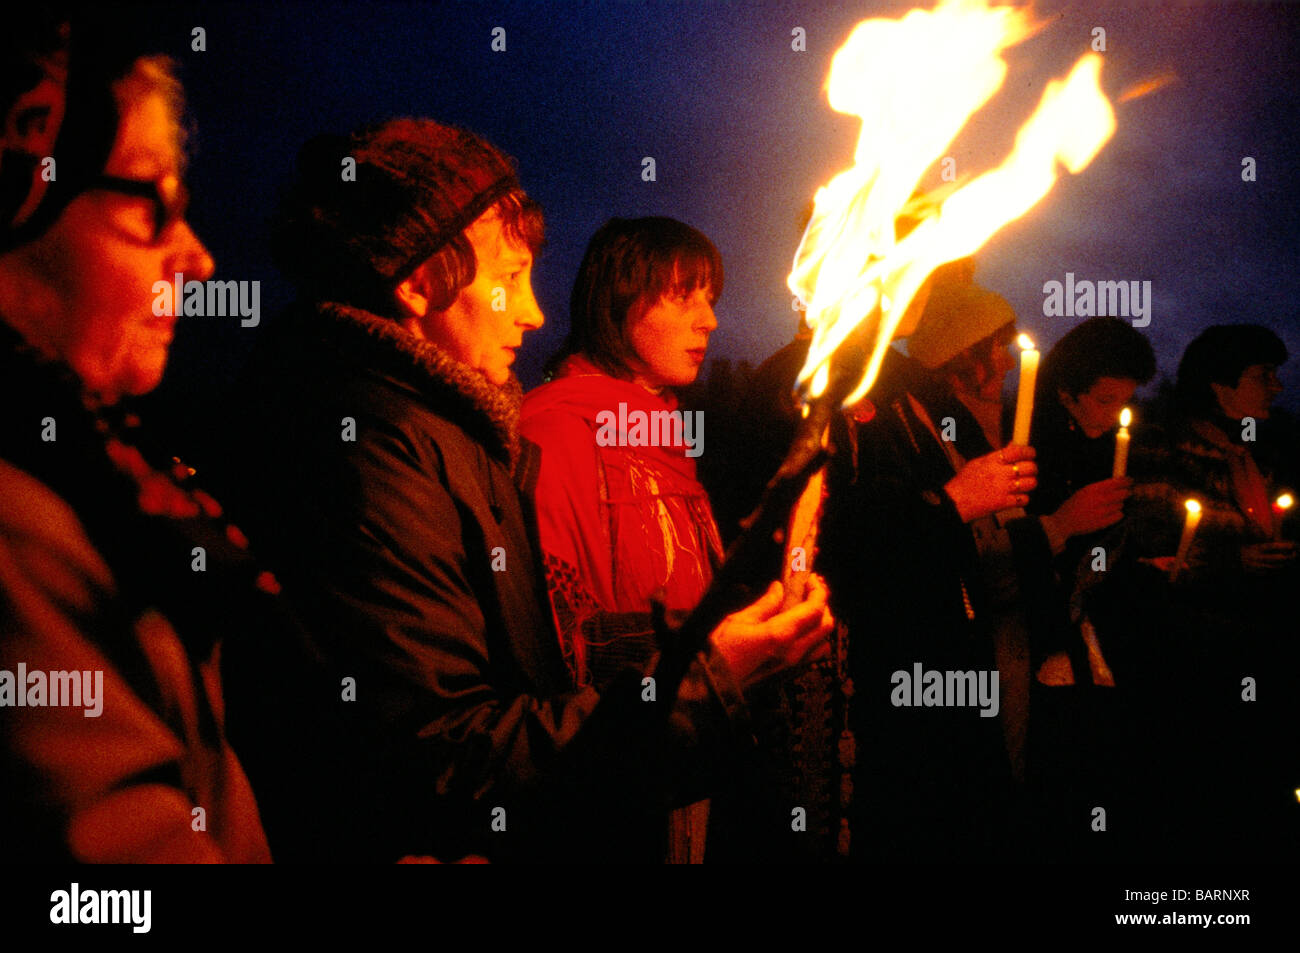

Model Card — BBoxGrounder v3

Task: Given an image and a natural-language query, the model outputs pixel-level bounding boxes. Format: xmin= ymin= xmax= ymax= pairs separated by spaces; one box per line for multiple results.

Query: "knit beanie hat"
xmin=907 ymin=279 xmax=1016 ymax=369
xmin=1 ymin=11 xmax=138 ymax=254
xmin=272 ymin=119 xmax=520 ymax=302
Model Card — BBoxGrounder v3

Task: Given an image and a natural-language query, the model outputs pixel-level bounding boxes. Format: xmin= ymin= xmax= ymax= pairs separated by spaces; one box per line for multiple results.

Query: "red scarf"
xmin=521 ymin=354 xmax=722 ymax=626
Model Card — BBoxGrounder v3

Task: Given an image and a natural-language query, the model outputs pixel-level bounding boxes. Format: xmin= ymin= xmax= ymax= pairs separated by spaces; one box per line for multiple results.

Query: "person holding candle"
xmin=1133 ymin=325 xmax=1295 ymax=585
xmin=1021 ymin=317 xmax=1155 ymax=858
xmin=1119 ymin=323 xmax=1297 ymax=857
xmin=812 ymin=265 xmax=1059 ymax=860
xmin=1027 ymin=318 xmax=1156 ymax=672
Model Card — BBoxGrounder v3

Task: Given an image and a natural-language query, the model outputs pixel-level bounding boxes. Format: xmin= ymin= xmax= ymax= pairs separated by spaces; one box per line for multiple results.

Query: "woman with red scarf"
xmin=521 ymin=217 xmax=821 ymax=861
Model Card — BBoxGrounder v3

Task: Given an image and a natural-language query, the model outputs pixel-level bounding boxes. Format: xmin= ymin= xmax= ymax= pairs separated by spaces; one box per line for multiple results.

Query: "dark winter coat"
xmin=0 ymin=323 xmax=272 ymax=863
xmin=216 ymin=302 xmax=748 ymax=862
xmin=816 ymin=348 xmax=1035 ymax=859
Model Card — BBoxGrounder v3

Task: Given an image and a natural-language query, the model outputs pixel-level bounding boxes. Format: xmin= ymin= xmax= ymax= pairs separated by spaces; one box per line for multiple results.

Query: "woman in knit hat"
xmin=905 ymin=280 xmax=1021 ymax=450
xmin=216 ymin=121 xmax=833 ymax=862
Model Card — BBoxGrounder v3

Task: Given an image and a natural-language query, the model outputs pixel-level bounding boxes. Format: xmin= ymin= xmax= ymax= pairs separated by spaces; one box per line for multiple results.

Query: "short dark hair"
xmin=556 ymin=216 xmax=722 ymax=379
xmin=1175 ymin=324 xmax=1288 ymax=416
xmin=1040 ymin=318 xmax=1156 ymax=401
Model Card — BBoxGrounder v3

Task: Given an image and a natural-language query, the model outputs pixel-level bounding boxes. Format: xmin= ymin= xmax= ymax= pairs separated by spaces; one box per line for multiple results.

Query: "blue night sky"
xmin=139 ymin=0 xmax=1300 ymax=420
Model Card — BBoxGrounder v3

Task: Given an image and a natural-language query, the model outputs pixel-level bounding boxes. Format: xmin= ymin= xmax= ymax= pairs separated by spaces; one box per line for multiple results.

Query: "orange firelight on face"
xmin=789 ymin=0 xmax=1117 ymax=407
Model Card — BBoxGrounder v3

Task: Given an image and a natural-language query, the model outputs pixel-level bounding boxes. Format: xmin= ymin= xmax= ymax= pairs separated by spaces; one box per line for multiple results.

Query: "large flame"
xmin=790 ymin=0 xmax=1117 ymax=406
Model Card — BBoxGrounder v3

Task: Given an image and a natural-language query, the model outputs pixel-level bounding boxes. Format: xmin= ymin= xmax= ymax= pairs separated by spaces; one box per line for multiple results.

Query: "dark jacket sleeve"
xmin=0 ymin=463 xmax=269 ymax=863
xmin=243 ymin=413 xmax=746 ymax=858
xmin=821 ymin=403 xmax=987 ymax=667
xmin=1003 ymin=512 xmax=1078 ymax=668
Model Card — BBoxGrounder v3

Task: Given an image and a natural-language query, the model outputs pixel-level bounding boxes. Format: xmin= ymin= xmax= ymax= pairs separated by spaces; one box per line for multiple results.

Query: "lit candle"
xmin=1273 ymin=492 xmax=1294 ymax=542
xmin=1171 ymin=498 xmax=1202 ymax=582
xmin=1112 ymin=407 xmax=1132 ymax=478
xmin=1011 ymin=334 xmax=1038 ymax=446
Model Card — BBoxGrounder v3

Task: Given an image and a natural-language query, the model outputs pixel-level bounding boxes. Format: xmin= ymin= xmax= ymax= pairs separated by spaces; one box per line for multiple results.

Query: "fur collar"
xmin=314 ymin=302 xmax=522 ymax=463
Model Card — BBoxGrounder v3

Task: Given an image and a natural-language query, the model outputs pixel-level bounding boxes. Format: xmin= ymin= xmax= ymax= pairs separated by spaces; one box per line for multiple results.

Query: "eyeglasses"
xmin=86 ymin=173 xmax=190 ymax=245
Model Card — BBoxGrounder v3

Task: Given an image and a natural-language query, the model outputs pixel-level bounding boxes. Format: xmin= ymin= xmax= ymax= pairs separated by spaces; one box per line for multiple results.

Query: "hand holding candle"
xmin=1112 ymin=407 xmax=1132 ymax=478
xmin=1171 ymin=498 xmax=1202 ymax=582
xmin=1011 ymin=334 xmax=1038 ymax=446
xmin=945 ymin=445 xmax=1037 ymax=522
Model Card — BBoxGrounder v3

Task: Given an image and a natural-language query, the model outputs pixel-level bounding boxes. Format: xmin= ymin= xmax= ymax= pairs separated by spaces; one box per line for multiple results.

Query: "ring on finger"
xmin=1012 ymin=463 xmax=1020 ymax=477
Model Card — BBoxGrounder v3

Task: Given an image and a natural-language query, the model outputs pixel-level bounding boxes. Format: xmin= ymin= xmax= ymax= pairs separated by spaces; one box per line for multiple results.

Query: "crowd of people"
xmin=2 ymin=14 xmax=1294 ymax=864
xmin=712 ymin=277 xmax=1297 ymax=862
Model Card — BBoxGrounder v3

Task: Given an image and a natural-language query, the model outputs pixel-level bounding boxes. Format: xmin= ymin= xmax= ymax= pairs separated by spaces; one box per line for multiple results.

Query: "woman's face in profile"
xmin=1060 ymin=376 xmax=1138 ymax=438
xmin=1213 ymin=363 xmax=1282 ymax=422
xmin=30 ymin=89 xmax=214 ymax=402
xmin=623 ymin=268 xmax=718 ymax=391
xmin=962 ymin=325 xmax=1018 ymax=402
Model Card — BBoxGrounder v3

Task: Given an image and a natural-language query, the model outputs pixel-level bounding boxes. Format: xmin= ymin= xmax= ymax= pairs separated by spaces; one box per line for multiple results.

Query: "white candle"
xmin=1171 ymin=499 xmax=1202 ymax=582
xmin=1112 ymin=407 xmax=1132 ymax=478
xmin=1274 ymin=492 xmax=1294 ymax=542
xmin=1011 ymin=334 xmax=1038 ymax=446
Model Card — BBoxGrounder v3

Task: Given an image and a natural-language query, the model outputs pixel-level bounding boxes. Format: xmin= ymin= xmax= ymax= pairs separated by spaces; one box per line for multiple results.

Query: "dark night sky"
xmin=136 ymin=0 xmax=1300 ymax=429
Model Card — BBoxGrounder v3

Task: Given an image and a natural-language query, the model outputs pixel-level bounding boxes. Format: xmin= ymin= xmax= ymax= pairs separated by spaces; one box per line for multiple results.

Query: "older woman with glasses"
xmin=0 ymin=15 xmax=272 ymax=862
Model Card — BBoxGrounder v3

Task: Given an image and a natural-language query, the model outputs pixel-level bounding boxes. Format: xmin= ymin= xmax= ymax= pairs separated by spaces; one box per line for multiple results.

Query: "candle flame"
xmin=789 ymin=0 xmax=1116 ymax=407
xmin=1018 ymin=333 xmax=1035 ymax=351
xmin=1185 ymin=499 xmax=1201 ymax=515
xmin=1277 ymin=493 xmax=1295 ymax=511
xmin=1119 ymin=407 xmax=1132 ymax=428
